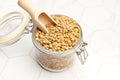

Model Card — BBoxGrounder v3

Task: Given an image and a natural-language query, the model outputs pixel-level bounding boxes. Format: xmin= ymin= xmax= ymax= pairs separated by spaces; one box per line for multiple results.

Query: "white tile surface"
xmin=0 ymin=0 xmax=18 ymax=9
xmin=32 ymin=0 xmax=55 ymax=12
xmin=82 ymin=6 xmax=112 ymax=30
xmin=113 ymin=15 xmax=120 ymax=33
xmin=68 ymin=54 xmax=103 ymax=79
xmin=78 ymin=0 xmax=104 ymax=7
xmin=50 ymin=2 xmax=84 ymax=22
xmin=114 ymin=0 xmax=120 ymax=15
xmin=50 ymin=0 xmax=76 ymax=11
xmin=0 ymin=50 xmax=8 ymax=73
xmin=90 ymin=30 xmax=120 ymax=56
xmin=0 ymin=76 xmax=3 ymax=80
xmin=39 ymin=69 xmax=78 ymax=80
xmin=79 ymin=22 xmax=94 ymax=43
xmin=1 ymin=56 xmax=41 ymax=80
xmin=103 ymin=0 xmax=120 ymax=15
xmin=96 ymin=56 xmax=120 ymax=80
xmin=0 ymin=34 xmax=33 ymax=58
xmin=103 ymin=0 xmax=118 ymax=14
xmin=0 ymin=0 xmax=120 ymax=80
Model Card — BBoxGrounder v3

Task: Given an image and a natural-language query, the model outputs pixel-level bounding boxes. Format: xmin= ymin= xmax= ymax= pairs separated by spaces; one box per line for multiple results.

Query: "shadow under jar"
xmin=32 ymin=15 xmax=88 ymax=72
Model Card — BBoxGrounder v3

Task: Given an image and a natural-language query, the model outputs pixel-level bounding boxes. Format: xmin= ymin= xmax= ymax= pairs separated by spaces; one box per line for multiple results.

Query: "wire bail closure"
xmin=24 ymin=19 xmax=33 ymax=34
xmin=76 ymin=41 xmax=88 ymax=64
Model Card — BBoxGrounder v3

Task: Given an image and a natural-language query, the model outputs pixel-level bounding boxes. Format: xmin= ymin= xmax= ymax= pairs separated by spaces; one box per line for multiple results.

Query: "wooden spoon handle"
xmin=18 ymin=0 xmax=38 ymax=17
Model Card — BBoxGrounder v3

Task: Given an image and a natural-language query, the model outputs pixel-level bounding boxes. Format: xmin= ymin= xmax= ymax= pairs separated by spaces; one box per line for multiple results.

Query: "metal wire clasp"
xmin=24 ymin=19 xmax=33 ymax=34
xmin=76 ymin=41 xmax=88 ymax=64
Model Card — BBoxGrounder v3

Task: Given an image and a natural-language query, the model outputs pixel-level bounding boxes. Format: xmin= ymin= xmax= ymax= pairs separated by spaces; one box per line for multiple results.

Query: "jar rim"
xmin=32 ymin=15 xmax=83 ymax=56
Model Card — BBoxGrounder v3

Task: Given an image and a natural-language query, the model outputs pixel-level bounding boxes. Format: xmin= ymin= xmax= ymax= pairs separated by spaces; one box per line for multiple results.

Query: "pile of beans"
xmin=35 ymin=15 xmax=80 ymax=52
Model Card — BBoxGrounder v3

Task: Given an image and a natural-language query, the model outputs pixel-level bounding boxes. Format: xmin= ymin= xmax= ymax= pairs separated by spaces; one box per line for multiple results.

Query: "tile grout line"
xmin=0 ymin=75 xmax=5 ymax=80
xmin=0 ymin=49 xmax=9 ymax=59
xmin=67 ymin=69 xmax=80 ymax=80
xmin=37 ymin=69 xmax=43 ymax=80
xmin=0 ymin=47 xmax=33 ymax=59
xmin=0 ymin=59 xmax=9 ymax=76
xmin=29 ymin=47 xmax=37 ymax=61
xmin=102 ymin=0 xmax=119 ymax=16
xmin=77 ymin=0 xmax=105 ymax=8
xmin=7 ymin=55 xmax=29 ymax=59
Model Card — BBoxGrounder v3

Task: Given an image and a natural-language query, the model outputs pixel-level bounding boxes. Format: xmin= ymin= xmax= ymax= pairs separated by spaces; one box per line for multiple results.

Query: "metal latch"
xmin=76 ymin=41 xmax=88 ymax=64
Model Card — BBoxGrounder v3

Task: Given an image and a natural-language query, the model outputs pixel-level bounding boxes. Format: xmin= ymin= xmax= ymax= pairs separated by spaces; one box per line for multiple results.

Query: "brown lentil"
xmin=35 ymin=15 xmax=80 ymax=52
xmin=36 ymin=51 xmax=75 ymax=71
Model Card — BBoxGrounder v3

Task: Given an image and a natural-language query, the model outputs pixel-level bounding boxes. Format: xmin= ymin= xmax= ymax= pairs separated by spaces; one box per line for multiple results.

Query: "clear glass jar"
xmin=32 ymin=16 xmax=88 ymax=72
xmin=0 ymin=11 xmax=88 ymax=72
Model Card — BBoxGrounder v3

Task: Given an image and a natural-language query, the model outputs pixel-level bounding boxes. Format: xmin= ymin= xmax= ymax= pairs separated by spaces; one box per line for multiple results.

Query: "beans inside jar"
xmin=35 ymin=15 xmax=80 ymax=52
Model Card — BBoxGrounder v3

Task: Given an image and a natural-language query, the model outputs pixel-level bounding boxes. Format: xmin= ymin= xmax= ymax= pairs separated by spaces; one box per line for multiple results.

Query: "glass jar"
xmin=0 ymin=11 xmax=88 ymax=72
xmin=32 ymin=19 xmax=88 ymax=72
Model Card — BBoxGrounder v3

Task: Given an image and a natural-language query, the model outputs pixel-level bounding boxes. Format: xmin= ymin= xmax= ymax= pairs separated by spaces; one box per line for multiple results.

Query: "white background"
xmin=0 ymin=0 xmax=120 ymax=80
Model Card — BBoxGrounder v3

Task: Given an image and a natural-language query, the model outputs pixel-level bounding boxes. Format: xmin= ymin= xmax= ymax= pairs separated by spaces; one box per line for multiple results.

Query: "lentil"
xmin=35 ymin=15 xmax=80 ymax=52
xmin=36 ymin=51 xmax=75 ymax=71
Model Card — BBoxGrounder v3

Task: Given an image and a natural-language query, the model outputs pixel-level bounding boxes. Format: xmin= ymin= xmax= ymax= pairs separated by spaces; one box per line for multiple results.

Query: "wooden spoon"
xmin=18 ymin=0 xmax=57 ymax=33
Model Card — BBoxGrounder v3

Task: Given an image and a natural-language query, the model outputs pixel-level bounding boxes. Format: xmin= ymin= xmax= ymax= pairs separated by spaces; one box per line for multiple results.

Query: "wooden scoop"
xmin=18 ymin=0 xmax=57 ymax=33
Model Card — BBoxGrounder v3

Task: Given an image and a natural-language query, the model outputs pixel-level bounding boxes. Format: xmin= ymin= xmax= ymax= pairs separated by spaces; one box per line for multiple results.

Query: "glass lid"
xmin=0 ymin=12 xmax=22 ymax=37
xmin=0 ymin=11 xmax=30 ymax=45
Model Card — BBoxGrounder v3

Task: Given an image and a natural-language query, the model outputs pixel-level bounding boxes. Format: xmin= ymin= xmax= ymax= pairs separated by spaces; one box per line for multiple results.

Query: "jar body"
xmin=32 ymin=25 xmax=81 ymax=72
xmin=35 ymin=48 xmax=75 ymax=72
xmin=32 ymin=15 xmax=88 ymax=72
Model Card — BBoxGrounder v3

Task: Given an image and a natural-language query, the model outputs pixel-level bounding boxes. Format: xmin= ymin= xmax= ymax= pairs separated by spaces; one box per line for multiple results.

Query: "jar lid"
xmin=0 ymin=11 xmax=30 ymax=46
